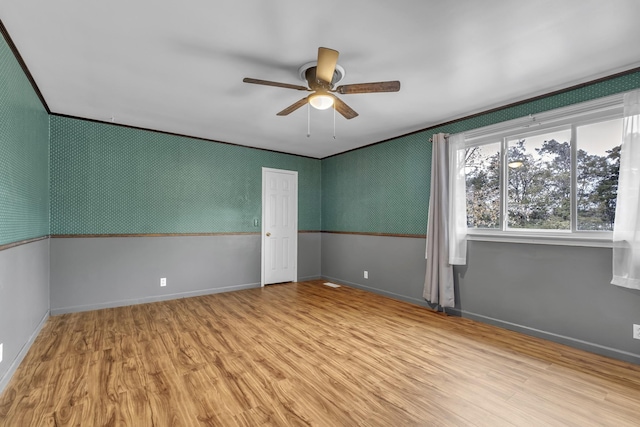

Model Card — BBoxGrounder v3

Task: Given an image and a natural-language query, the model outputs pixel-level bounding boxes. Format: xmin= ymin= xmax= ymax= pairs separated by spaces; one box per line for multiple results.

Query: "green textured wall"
xmin=322 ymin=70 xmax=640 ymax=235
xmin=50 ymin=116 xmax=320 ymax=234
xmin=0 ymin=34 xmax=49 ymax=245
xmin=322 ymin=133 xmax=430 ymax=235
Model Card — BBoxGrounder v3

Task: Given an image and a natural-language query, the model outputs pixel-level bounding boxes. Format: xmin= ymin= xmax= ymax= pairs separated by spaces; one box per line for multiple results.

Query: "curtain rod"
xmin=428 ymin=133 xmax=450 ymax=143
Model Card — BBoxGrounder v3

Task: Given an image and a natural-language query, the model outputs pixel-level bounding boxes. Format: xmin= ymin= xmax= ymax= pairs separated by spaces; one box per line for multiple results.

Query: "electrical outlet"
xmin=364 ymin=271 xmax=368 ymax=279
xmin=633 ymin=324 xmax=640 ymax=340
xmin=160 ymin=278 xmax=167 ymax=287
xmin=0 ymin=343 xmax=3 ymax=363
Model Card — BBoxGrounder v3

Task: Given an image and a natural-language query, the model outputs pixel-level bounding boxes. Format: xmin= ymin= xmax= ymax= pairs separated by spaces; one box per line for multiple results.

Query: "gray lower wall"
xmin=0 ymin=239 xmax=50 ymax=392
xmin=321 ymin=233 xmax=429 ymax=306
xmin=50 ymin=233 xmax=321 ymax=314
xmin=299 ymin=232 xmax=321 ymax=280
xmin=321 ymin=233 xmax=640 ymax=365
xmin=453 ymin=240 xmax=640 ymax=363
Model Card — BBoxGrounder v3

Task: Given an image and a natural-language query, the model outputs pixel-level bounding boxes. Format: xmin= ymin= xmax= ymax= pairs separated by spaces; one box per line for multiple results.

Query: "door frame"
xmin=261 ymin=167 xmax=298 ymax=287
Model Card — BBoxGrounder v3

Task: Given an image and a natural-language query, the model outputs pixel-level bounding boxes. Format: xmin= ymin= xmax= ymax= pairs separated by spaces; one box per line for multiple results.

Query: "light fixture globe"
xmin=309 ymin=93 xmax=334 ymax=110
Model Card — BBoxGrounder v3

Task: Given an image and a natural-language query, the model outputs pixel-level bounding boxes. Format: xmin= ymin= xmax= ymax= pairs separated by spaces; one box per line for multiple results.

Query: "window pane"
xmin=576 ymin=118 xmax=622 ymax=231
xmin=465 ymin=142 xmax=500 ymax=228
xmin=507 ymin=129 xmax=571 ymax=230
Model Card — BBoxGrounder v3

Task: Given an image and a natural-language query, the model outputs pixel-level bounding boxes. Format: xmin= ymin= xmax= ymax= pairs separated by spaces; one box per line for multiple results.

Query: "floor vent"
xmin=323 ymin=282 xmax=341 ymax=288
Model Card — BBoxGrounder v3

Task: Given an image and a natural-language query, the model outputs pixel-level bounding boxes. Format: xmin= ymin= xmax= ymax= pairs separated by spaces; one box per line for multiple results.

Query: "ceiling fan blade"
xmin=316 ymin=47 xmax=339 ymax=84
xmin=335 ymin=81 xmax=401 ymax=94
xmin=277 ymin=96 xmax=310 ymax=116
xmin=243 ymin=78 xmax=309 ymax=91
xmin=332 ymin=95 xmax=358 ymax=120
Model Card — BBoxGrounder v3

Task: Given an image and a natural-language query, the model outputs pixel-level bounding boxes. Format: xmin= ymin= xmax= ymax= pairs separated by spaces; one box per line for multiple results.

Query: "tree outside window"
xmin=464 ymin=118 xmax=622 ymax=232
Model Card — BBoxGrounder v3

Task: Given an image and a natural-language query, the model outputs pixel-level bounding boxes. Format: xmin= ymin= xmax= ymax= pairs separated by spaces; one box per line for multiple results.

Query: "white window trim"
xmin=464 ymin=93 xmax=624 ymax=144
xmin=461 ymin=93 xmax=623 ymax=248
xmin=467 ymin=229 xmax=613 ymax=248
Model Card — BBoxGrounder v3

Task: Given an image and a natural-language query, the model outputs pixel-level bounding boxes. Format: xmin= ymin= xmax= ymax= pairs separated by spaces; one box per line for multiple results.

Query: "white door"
xmin=262 ymin=168 xmax=298 ymax=286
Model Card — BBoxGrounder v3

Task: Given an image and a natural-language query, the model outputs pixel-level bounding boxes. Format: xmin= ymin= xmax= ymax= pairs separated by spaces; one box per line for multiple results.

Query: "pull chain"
xmin=305 ymin=103 xmax=338 ymax=139
xmin=307 ymin=103 xmax=311 ymax=137
xmin=333 ymin=106 xmax=336 ymax=139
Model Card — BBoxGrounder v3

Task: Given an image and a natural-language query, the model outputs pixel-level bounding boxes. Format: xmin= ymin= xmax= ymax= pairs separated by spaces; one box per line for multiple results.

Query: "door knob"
xmin=266 ymin=232 xmax=271 ymax=237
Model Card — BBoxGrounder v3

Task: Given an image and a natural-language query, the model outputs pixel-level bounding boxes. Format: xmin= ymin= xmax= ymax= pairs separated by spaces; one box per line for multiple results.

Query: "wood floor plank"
xmin=2 ymin=279 xmax=640 ymax=426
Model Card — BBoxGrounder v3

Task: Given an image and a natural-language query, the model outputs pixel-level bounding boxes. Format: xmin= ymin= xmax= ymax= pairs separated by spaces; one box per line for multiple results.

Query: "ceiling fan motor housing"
xmin=298 ymin=62 xmax=346 ymax=89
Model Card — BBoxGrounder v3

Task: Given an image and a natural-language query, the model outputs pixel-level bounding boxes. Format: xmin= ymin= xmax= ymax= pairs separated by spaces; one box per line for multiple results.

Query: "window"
xmin=465 ymin=142 xmax=500 ymax=229
xmin=459 ymin=94 xmax=624 ymax=244
xmin=576 ymin=119 xmax=621 ymax=231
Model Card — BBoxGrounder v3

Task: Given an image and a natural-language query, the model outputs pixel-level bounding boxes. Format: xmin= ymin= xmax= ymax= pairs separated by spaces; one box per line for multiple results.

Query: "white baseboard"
xmin=445 ymin=308 xmax=640 ymax=365
xmin=322 ymin=275 xmax=640 ymax=366
xmin=0 ymin=310 xmax=50 ymax=394
xmin=50 ymin=282 xmax=262 ymax=315
xmin=321 ymin=275 xmax=437 ymax=308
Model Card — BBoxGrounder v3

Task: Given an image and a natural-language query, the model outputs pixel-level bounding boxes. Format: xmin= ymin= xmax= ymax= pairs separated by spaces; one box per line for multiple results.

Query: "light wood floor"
xmin=1 ymin=280 xmax=640 ymax=426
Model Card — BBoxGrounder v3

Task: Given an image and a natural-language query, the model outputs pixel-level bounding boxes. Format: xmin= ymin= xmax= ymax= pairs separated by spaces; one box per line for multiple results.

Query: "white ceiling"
xmin=2 ymin=0 xmax=640 ymax=158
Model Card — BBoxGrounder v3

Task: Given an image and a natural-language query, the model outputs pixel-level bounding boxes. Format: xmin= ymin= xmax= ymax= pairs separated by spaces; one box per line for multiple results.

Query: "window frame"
xmin=460 ymin=94 xmax=624 ymax=247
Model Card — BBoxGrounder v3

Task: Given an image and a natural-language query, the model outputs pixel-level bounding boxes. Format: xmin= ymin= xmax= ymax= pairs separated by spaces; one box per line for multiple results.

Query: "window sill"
xmin=466 ymin=230 xmax=613 ymax=248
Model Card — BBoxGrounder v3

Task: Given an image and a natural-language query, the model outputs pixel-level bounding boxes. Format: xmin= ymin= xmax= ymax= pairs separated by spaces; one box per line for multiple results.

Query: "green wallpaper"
xmin=0 ymin=33 xmax=50 ymax=245
xmin=322 ymin=70 xmax=640 ymax=235
xmin=50 ymin=117 xmax=321 ymax=234
xmin=322 ymin=133 xmax=430 ymax=235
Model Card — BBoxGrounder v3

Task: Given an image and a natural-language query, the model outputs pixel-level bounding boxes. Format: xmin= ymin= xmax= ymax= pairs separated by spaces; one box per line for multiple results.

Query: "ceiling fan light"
xmin=309 ymin=93 xmax=334 ymax=110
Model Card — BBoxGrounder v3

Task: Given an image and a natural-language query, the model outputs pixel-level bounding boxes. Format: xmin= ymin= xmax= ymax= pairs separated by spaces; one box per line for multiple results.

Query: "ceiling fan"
xmin=243 ymin=47 xmax=400 ymax=119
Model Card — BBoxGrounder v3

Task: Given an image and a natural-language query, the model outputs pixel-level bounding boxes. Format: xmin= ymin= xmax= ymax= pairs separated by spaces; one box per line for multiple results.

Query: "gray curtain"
xmin=424 ymin=133 xmax=455 ymax=308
